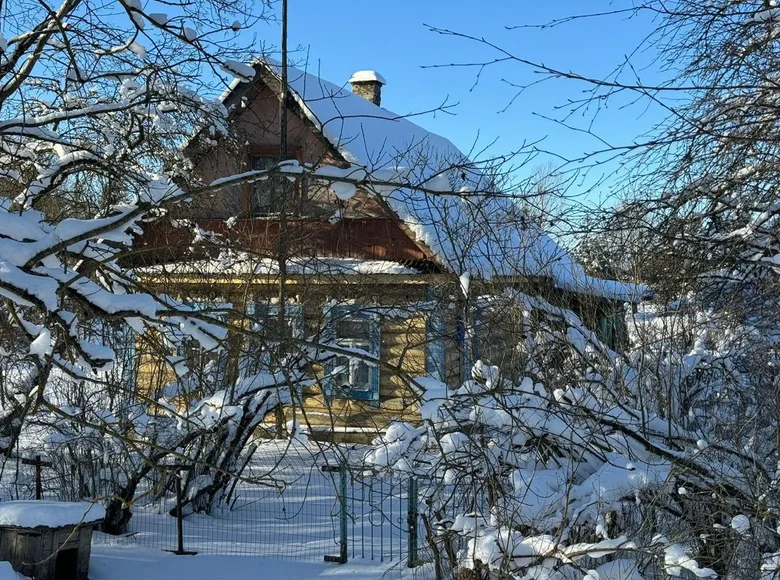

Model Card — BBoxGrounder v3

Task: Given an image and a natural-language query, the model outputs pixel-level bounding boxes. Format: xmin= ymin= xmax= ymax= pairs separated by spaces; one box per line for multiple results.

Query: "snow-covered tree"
xmin=0 ymin=0 xmax=312 ymax=531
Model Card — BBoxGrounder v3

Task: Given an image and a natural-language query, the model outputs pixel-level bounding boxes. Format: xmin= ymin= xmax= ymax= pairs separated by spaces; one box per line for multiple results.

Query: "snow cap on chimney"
xmin=348 ymin=70 xmax=386 ymax=106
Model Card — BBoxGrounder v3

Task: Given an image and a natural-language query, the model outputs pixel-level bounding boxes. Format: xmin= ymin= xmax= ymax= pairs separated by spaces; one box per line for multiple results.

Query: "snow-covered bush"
xmin=368 ymin=293 xmax=778 ymax=580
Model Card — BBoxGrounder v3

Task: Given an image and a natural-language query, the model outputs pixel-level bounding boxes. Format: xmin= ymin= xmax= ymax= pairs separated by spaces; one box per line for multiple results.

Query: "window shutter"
xmin=322 ymin=304 xmax=338 ymax=405
xmin=287 ymin=304 xmax=304 ymax=338
xmin=215 ymin=332 xmax=229 ymax=387
xmin=176 ymin=330 xmax=185 ymax=359
xmin=242 ymin=301 xmax=258 ymax=376
xmin=368 ymin=314 xmax=380 ymax=407
xmin=186 ymin=301 xmax=229 ymax=387
xmin=472 ymin=307 xmax=484 ymax=363
xmin=426 ymin=308 xmax=446 ymax=383
xmin=456 ymin=314 xmax=470 ymax=384
xmin=177 ymin=300 xmax=196 ymax=358
xmin=598 ymin=315 xmax=615 ymax=350
xmin=208 ymin=306 xmax=229 ymax=388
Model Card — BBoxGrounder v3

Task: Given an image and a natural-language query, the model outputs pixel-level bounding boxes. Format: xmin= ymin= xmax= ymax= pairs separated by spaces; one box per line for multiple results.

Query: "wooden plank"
xmin=131 ymin=218 xmax=437 ymax=267
xmin=78 ymin=528 xmax=92 ymax=580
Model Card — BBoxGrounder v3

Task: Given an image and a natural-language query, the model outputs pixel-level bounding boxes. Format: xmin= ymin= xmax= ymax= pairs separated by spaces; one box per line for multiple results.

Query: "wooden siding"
xmin=0 ymin=525 xmax=95 ymax=580
xmin=130 ymin=217 xmax=436 ymax=268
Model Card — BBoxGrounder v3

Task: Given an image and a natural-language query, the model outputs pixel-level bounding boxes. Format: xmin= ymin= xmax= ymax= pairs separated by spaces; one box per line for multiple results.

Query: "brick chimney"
xmin=348 ymin=70 xmax=386 ymax=106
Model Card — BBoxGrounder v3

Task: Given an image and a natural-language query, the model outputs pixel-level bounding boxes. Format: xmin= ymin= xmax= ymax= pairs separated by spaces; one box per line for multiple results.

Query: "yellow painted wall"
xmin=134 ymin=278 xmax=435 ymax=433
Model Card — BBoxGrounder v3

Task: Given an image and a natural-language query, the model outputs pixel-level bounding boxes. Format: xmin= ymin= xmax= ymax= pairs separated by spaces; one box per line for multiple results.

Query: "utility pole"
xmin=275 ymin=0 xmax=289 ymax=437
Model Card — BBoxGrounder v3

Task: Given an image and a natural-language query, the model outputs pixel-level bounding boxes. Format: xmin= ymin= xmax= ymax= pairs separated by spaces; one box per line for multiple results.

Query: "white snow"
xmin=459 ymin=271 xmax=471 ymax=298
xmin=0 ymin=562 xmax=21 ymax=580
xmin=348 ymin=70 xmax=387 ymax=85
xmin=89 ymin=545 xmax=411 ymax=580
xmin=661 ymin=542 xmax=717 ymax=578
xmin=221 ymin=60 xmax=256 ymax=83
xmin=28 ymin=328 xmax=51 ymax=357
xmin=182 ymin=27 xmax=197 ymax=41
xmin=731 ymin=514 xmax=750 ymax=534
xmin=415 ymin=376 xmax=448 ymax=420
xmin=312 ymin=164 xmax=366 ymax=200
xmin=137 ymin=253 xmax=419 ymax=276
xmin=0 ymin=500 xmax=105 ymax=528
xmin=148 ymin=13 xmax=168 ymax=26
xmin=591 ymin=559 xmax=646 ymax=580
xmin=751 ymin=7 xmax=780 ymax=22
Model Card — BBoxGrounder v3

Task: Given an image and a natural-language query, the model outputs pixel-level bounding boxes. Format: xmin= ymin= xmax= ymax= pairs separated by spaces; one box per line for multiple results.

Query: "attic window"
xmin=251 ymin=155 xmax=300 ymax=216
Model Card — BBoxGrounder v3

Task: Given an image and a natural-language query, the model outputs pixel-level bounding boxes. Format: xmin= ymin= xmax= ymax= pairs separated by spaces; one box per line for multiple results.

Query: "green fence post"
xmin=339 ymin=462 xmax=348 ymax=564
xmin=323 ymin=462 xmax=348 ymax=564
xmin=407 ymin=476 xmax=418 ymax=567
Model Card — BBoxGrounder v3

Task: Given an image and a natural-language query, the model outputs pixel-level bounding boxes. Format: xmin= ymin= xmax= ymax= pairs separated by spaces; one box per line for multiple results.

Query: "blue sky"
xmin=264 ymin=0 xmax=667 ymax=200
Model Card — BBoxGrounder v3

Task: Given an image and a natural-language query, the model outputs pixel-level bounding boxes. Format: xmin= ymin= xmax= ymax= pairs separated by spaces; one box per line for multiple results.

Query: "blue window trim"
xmin=323 ymin=304 xmax=380 ymax=407
xmin=597 ymin=312 xmax=621 ymax=350
xmin=425 ymin=291 xmax=446 ymax=384
xmin=456 ymin=314 xmax=470 ymax=383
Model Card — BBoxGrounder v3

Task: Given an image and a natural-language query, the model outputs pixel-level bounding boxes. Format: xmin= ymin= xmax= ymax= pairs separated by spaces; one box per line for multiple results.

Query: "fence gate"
xmin=329 ymin=464 xmax=421 ymax=567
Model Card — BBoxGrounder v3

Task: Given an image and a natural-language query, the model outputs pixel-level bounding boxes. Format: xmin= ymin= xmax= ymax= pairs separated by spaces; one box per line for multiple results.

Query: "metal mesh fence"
xmin=346 ymin=470 xmax=415 ymax=564
xmin=125 ymin=442 xmax=344 ymax=560
xmin=0 ymin=440 xmax=429 ymax=568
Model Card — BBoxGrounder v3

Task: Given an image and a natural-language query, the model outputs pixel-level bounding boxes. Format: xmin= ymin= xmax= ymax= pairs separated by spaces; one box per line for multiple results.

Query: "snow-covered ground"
xmin=0 ymin=441 xmax=425 ymax=579
xmin=89 ymin=544 xmax=420 ymax=580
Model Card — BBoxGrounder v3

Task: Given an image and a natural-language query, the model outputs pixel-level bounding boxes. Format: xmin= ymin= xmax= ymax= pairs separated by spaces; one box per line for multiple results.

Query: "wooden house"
xmin=130 ymin=60 xmax=648 ymax=439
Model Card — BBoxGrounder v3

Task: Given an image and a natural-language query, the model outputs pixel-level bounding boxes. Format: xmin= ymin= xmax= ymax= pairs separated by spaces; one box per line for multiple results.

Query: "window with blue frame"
xmin=177 ymin=302 xmax=230 ymax=388
xmin=324 ymin=305 xmax=380 ymax=406
xmin=243 ymin=301 xmax=304 ymax=375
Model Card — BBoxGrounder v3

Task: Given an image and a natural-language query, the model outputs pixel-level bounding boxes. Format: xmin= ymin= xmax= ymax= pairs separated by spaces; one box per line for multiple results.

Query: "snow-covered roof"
xmin=0 ymin=501 xmax=105 ymax=528
xmin=138 ymin=254 xmax=420 ymax=277
xmin=222 ymin=61 xmax=650 ymax=303
xmin=348 ymin=70 xmax=386 ymax=85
